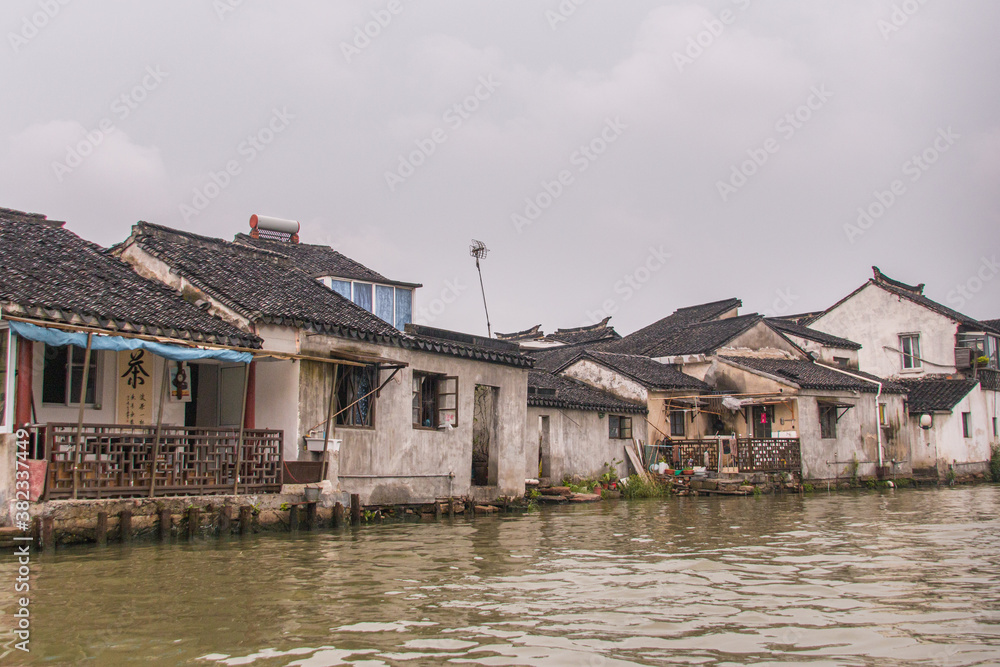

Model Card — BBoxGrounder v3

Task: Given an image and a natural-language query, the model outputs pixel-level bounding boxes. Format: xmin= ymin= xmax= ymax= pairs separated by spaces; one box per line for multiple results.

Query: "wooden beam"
xmin=71 ymin=333 xmax=93 ymax=500
xmin=14 ymin=334 xmax=32 ymax=428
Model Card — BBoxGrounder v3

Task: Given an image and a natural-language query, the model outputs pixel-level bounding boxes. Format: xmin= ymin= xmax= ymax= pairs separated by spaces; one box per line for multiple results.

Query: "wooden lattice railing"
xmin=36 ymin=423 xmax=282 ymax=499
xmin=649 ymin=437 xmax=801 ymax=473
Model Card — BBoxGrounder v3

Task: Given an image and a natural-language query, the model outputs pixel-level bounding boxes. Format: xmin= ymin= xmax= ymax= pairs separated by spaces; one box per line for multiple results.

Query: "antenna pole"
xmin=470 ymin=240 xmax=492 ymax=338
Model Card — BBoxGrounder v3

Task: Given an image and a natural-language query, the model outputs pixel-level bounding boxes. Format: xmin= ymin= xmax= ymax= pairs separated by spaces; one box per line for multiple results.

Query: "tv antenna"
xmin=470 ymin=239 xmax=492 ymax=338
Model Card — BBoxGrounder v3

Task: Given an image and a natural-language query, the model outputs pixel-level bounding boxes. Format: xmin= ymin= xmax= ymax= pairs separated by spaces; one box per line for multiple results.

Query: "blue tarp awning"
xmin=8 ymin=321 xmax=253 ymax=364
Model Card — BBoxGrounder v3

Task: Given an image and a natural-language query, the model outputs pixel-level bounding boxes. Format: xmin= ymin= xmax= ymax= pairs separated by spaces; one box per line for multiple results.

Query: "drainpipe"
xmin=820 ymin=363 xmax=883 ymax=468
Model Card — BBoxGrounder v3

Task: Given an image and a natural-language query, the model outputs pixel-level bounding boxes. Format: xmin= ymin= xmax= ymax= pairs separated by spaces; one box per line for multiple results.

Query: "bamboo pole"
xmin=233 ymin=362 xmax=251 ymax=495
xmin=148 ymin=357 xmax=171 ymax=498
xmin=72 ymin=333 xmax=94 ymax=500
xmin=321 ymin=363 xmax=340 ymax=480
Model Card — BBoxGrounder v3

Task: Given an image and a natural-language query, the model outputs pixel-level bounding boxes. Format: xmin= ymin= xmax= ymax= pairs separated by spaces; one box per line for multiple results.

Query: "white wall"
xmin=561 ymin=359 xmax=649 ymax=403
xmin=525 ymin=407 xmax=645 ymax=483
xmin=811 ymin=283 xmax=959 ymax=378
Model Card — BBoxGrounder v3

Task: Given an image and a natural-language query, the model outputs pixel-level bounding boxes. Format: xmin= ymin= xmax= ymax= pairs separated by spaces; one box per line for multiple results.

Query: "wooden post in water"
xmin=306 ymin=503 xmax=317 ymax=531
xmin=350 ymin=494 xmax=361 ymax=526
xmin=188 ymin=507 xmax=200 ymax=540
xmin=448 ymin=497 xmax=455 ymax=518
xmin=159 ymin=509 xmax=171 ymax=541
xmin=333 ymin=502 xmax=344 ymax=528
xmin=120 ymin=509 xmax=132 ymax=543
xmin=435 ymin=501 xmax=442 ymax=520
xmin=219 ymin=506 xmax=232 ymax=535
xmin=96 ymin=511 xmax=108 ymax=546
xmin=239 ymin=506 xmax=252 ymax=534
xmin=289 ymin=504 xmax=299 ymax=532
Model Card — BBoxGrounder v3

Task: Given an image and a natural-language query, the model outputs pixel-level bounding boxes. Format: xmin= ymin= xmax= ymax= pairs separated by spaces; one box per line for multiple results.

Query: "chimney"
xmin=249 ymin=215 xmax=300 ymax=243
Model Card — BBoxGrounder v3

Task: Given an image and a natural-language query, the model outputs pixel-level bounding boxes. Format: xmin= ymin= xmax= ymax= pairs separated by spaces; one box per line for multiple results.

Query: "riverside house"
xmin=0 ymin=207 xmax=276 ymax=502
xmin=808 ymin=267 xmax=1000 ymax=479
xmin=116 ymin=217 xmax=532 ymax=505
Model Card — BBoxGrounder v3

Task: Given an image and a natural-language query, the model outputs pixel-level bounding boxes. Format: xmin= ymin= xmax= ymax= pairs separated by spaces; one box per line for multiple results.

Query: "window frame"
xmin=42 ymin=344 xmax=102 ymax=407
xmin=899 ymin=333 xmax=922 ymax=371
xmin=962 ymin=412 xmax=972 ymax=439
xmin=819 ymin=405 xmax=838 ymax=439
xmin=411 ymin=371 xmax=459 ymax=431
xmin=335 ymin=363 xmax=378 ymax=430
xmin=669 ymin=410 xmax=685 ymax=437
xmin=609 ymin=415 xmax=633 ymax=440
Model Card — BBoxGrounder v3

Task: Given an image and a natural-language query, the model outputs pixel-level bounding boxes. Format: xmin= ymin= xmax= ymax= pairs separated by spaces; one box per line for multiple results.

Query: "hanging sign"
xmin=117 ymin=349 xmax=153 ymax=425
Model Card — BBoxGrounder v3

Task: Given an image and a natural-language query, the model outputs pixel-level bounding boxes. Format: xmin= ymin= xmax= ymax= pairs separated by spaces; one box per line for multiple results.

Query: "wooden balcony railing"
xmin=34 ymin=423 xmax=282 ymax=500
xmin=649 ymin=437 xmax=801 ymax=473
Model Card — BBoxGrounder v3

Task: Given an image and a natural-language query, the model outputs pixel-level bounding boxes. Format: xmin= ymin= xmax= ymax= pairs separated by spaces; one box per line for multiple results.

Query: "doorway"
xmin=751 ymin=405 xmax=774 ymax=439
xmin=538 ymin=415 xmax=551 ymax=479
xmin=472 ymin=385 xmax=498 ymax=486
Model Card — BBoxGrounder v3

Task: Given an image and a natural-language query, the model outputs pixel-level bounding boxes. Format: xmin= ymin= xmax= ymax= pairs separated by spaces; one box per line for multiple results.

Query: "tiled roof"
xmin=767 ymin=318 xmax=862 ymax=350
xmin=126 ymin=222 xmax=531 ymax=367
xmin=899 ymin=377 xmax=978 ymax=413
xmin=527 ymin=346 xmax=587 ymax=372
xmin=982 ymin=319 xmax=1000 ymax=334
xmin=234 ymin=233 xmax=419 ymax=287
xmin=528 ymin=371 xmax=646 ymax=413
xmin=576 ymin=351 xmax=712 ymax=392
xmin=640 ymin=314 xmax=764 ymax=357
xmin=720 ymin=356 xmax=905 ymax=394
xmin=812 ymin=267 xmax=998 ymax=334
xmin=600 ymin=298 xmax=742 ymax=355
xmin=544 ymin=318 xmax=620 ymax=345
xmin=0 ymin=208 xmax=261 ymax=348
xmin=496 ymin=324 xmax=543 ymax=342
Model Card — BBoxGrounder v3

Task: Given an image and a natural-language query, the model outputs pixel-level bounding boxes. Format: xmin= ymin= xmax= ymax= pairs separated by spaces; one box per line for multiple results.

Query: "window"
xmin=833 ymin=357 xmax=850 ymax=368
xmin=669 ymin=410 xmax=685 ymax=437
xmin=412 ymin=372 xmax=458 ymax=429
xmin=327 ymin=279 xmax=351 ymax=299
xmin=336 ymin=364 xmax=378 ymax=428
xmin=395 ymin=288 xmax=412 ymax=329
xmin=819 ymin=405 xmax=838 ymax=439
xmin=899 ymin=334 xmax=922 ymax=370
xmin=43 ymin=345 xmax=100 ymax=406
xmin=993 ymin=417 xmax=997 ymax=437
xmin=352 ymin=282 xmax=373 ymax=312
xmin=609 ymin=415 xmax=633 ymax=440
xmin=962 ymin=412 xmax=972 ymax=438
xmin=375 ymin=285 xmax=394 ymax=324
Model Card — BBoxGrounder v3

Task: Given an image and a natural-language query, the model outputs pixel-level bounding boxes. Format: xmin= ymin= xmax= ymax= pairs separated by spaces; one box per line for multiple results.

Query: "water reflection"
xmin=3 ymin=487 xmax=1000 ymax=665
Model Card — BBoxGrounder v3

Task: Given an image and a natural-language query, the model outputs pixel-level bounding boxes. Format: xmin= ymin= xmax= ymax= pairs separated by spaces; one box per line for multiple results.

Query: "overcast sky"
xmin=2 ymin=1 xmax=998 ymax=338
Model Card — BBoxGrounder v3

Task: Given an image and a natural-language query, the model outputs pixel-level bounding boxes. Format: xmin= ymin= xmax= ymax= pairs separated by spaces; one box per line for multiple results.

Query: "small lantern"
xmin=919 ymin=413 xmax=932 ymax=430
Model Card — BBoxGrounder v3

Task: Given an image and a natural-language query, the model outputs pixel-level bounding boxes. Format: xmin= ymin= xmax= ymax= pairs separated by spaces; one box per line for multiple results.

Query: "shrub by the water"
xmin=621 ymin=474 xmax=670 ymax=499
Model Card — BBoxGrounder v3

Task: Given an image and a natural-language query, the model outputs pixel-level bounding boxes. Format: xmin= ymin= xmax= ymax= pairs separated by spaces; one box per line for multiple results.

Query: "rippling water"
xmin=4 ymin=486 xmax=1000 ymax=666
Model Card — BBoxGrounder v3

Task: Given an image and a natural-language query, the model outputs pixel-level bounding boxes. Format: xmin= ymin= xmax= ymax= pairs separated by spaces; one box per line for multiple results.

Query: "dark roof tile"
xmin=576 ymin=351 xmax=711 ymax=391
xmin=720 ymin=356 xmax=905 ymax=394
xmin=767 ymin=318 xmax=862 ymax=350
xmin=600 ymin=298 xmax=742 ymax=355
xmin=528 ymin=371 xmax=646 ymax=413
xmin=899 ymin=377 xmax=978 ymax=413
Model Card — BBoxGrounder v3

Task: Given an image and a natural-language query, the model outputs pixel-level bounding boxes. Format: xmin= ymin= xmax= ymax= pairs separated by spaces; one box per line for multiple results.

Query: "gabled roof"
xmin=600 ymin=298 xmax=742 ymax=355
xmin=544 ymin=317 xmax=620 ymax=346
xmin=234 ymin=233 xmax=420 ymax=287
xmin=720 ymin=356 xmax=905 ymax=394
xmin=812 ymin=267 xmax=998 ymax=334
xmin=982 ymin=319 xmax=1000 ymax=333
xmin=496 ymin=324 xmax=543 ymax=342
xmin=766 ymin=318 xmax=862 ymax=350
xmin=899 ymin=377 xmax=978 ymax=413
xmin=570 ymin=350 xmax=711 ymax=392
xmin=641 ymin=314 xmax=765 ymax=357
xmin=0 ymin=208 xmax=261 ymax=348
xmin=526 ymin=346 xmax=587 ymax=373
xmin=528 ymin=371 xmax=646 ymax=414
xmin=123 ymin=222 xmax=532 ymax=367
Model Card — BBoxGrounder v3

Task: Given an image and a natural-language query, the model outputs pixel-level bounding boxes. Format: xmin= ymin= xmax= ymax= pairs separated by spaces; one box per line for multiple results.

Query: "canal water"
xmin=4 ymin=486 xmax=1000 ymax=666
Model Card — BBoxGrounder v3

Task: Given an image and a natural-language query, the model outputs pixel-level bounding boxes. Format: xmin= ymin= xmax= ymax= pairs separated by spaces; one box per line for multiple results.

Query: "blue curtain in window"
xmin=328 ymin=279 xmax=351 ymax=299
xmin=353 ymin=283 xmax=373 ymax=312
xmin=375 ymin=285 xmax=394 ymax=325
xmin=395 ymin=288 xmax=412 ymax=329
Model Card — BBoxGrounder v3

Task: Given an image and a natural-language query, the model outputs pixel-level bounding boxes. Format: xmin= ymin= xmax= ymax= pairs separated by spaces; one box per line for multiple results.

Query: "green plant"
xmin=989 ymin=445 xmax=1000 ymax=483
xmin=279 ymin=502 xmax=291 ymax=511
xmin=847 ymin=455 xmax=860 ymax=487
xmin=865 ymin=478 xmax=877 ymax=490
xmin=896 ymin=478 xmax=913 ymax=488
xmin=946 ymin=468 xmax=957 ymax=486
xmin=751 ymin=486 xmax=762 ymax=497
xmin=526 ymin=488 xmax=542 ymax=500
xmin=362 ymin=509 xmax=378 ymax=523
xmin=802 ymin=482 xmax=814 ymax=493
xmin=621 ymin=474 xmax=670 ymax=500
xmin=599 ymin=459 xmax=623 ymax=485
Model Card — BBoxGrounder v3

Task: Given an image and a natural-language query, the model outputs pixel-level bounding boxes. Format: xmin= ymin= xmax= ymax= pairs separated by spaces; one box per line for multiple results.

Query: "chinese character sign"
xmin=117 ymin=350 xmax=153 ymax=425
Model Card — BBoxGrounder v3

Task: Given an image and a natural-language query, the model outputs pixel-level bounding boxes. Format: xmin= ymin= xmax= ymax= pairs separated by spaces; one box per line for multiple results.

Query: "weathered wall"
xmin=722 ymin=322 xmax=804 ymax=357
xmin=902 ymin=385 xmax=996 ymax=477
xmin=0 ymin=433 xmax=15 ymax=526
xmin=780 ymin=334 xmax=860 ymax=368
xmin=525 ymin=407 xmax=644 ymax=482
xmin=647 ymin=390 xmax=714 ymax=442
xmin=811 ymin=283 xmax=959 ymax=378
xmin=255 ymin=358 xmax=300 ymax=461
xmin=796 ymin=393 xmax=881 ymax=481
xmin=299 ymin=336 xmax=528 ymax=505
xmin=561 ymin=360 xmax=649 ymax=404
